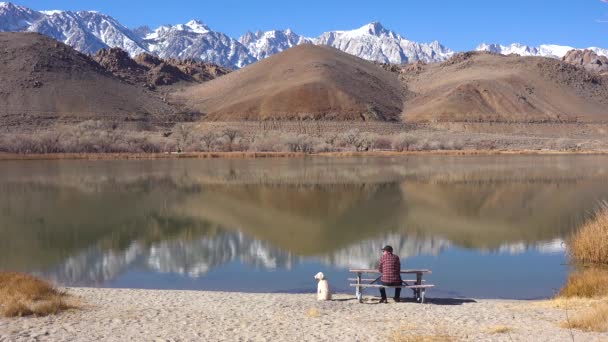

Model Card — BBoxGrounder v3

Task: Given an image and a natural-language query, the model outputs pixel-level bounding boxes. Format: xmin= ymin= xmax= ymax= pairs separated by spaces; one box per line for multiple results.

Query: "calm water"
xmin=1 ymin=155 xmax=608 ymax=299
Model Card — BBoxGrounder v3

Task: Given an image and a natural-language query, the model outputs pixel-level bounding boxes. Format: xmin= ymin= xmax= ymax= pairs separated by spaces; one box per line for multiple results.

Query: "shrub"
xmin=250 ymin=135 xmax=283 ymax=152
xmin=558 ymin=268 xmax=608 ymax=298
xmin=0 ymin=272 xmax=77 ymax=317
xmin=561 ymin=302 xmax=608 ymax=332
xmin=313 ymin=142 xmax=333 ymax=153
xmin=568 ymin=202 xmax=608 ymax=265
xmin=372 ymin=136 xmax=392 ymax=150
xmin=337 ymin=129 xmax=366 ymax=151
xmin=391 ymin=133 xmax=417 ymax=152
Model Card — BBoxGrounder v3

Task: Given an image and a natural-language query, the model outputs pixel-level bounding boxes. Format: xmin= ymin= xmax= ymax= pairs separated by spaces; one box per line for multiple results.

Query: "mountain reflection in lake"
xmin=1 ymin=156 xmax=607 ymax=299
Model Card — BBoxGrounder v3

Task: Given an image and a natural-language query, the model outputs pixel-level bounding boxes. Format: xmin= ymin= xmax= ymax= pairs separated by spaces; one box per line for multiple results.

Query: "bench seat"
xmin=347 ymin=278 xmax=426 ymax=283
xmin=349 ymin=284 xmax=434 ymax=289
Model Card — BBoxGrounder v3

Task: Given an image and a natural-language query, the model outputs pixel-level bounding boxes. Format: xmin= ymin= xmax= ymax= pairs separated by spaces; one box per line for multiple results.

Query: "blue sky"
xmin=12 ymin=0 xmax=608 ymax=50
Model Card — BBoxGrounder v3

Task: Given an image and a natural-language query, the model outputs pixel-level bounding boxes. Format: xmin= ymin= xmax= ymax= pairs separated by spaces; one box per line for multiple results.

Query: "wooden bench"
xmin=349 ymin=269 xmax=434 ymax=303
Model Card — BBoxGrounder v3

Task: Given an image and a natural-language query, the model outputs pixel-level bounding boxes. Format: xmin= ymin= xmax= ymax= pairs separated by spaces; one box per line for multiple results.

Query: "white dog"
xmin=314 ymin=272 xmax=332 ymax=301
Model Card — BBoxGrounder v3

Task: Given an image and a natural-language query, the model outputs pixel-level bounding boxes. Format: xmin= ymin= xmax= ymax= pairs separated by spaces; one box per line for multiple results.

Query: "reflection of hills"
xmin=175 ymin=183 xmax=409 ymax=255
xmin=1 ymin=155 xmax=608 ymax=285
xmin=399 ymin=180 xmax=608 ymax=248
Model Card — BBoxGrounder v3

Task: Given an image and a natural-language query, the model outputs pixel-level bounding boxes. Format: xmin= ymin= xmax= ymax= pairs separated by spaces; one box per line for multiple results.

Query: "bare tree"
xmin=222 ymin=128 xmax=241 ymax=152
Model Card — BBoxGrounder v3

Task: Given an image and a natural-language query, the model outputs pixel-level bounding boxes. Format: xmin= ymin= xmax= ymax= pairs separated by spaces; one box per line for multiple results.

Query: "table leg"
xmin=356 ymin=272 xmax=362 ymax=303
xmin=416 ymin=272 xmax=423 ymax=302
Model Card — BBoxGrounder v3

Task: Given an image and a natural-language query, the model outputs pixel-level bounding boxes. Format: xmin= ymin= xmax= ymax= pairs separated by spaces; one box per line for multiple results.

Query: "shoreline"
xmin=1 ymin=288 xmax=606 ymax=341
xmin=1 ymin=149 xmax=608 ymax=161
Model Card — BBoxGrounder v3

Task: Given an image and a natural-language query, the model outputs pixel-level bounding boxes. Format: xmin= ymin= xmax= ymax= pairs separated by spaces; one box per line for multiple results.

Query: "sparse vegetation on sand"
xmin=3 ymin=120 xmax=606 ymax=155
xmin=568 ymin=202 xmax=608 ymax=265
xmin=560 ymin=301 xmax=608 ymax=333
xmin=0 ymin=272 xmax=77 ymax=317
xmin=486 ymin=325 xmax=513 ymax=334
xmin=389 ymin=332 xmax=455 ymax=342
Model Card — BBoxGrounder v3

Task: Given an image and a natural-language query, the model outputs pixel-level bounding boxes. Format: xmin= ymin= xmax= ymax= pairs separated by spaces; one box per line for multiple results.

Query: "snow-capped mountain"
xmin=240 ymin=28 xmax=314 ymax=60
xmin=142 ymin=20 xmax=255 ymax=69
xmin=29 ymin=10 xmax=147 ymax=56
xmin=315 ymin=22 xmax=455 ymax=64
xmin=0 ymin=1 xmax=41 ymax=31
xmin=477 ymin=43 xmax=608 ymax=59
xmin=0 ymin=3 xmax=454 ymax=68
xmin=0 ymin=2 xmax=146 ymax=55
xmin=242 ymin=22 xmax=455 ymax=64
xmin=4 ymin=2 xmax=608 ymax=69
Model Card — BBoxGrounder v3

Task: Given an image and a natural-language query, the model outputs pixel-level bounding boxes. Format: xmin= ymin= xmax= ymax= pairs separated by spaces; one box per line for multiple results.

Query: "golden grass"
xmin=389 ymin=324 xmax=455 ymax=342
xmin=0 ymin=272 xmax=77 ymax=317
xmin=388 ymin=332 xmax=455 ymax=342
xmin=306 ymin=307 xmax=321 ymax=318
xmin=558 ymin=267 xmax=608 ymax=298
xmin=568 ymin=202 xmax=608 ymax=265
xmin=561 ymin=301 xmax=608 ymax=333
xmin=486 ymin=326 xmax=513 ymax=334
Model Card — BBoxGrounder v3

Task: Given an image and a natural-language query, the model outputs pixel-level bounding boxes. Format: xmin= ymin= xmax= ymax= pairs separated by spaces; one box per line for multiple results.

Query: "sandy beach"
xmin=1 ymin=288 xmax=606 ymax=342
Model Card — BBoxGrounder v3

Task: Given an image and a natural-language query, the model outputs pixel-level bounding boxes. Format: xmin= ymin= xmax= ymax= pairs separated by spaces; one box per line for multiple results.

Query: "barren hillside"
xmin=174 ymin=44 xmax=405 ymax=121
xmin=398 ymin=52 xmax=608 ymax=122
xmin=0 ymin=32 xmax=177 ymax=129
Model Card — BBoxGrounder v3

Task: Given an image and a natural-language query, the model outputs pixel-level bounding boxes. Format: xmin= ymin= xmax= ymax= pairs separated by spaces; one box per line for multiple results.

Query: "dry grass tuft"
xmin=558 ymin=267 xmax=608 ymax=298
xmin=486 ymin=325 xmax=513 ymax=334
xmin=561 ymin=301 xmax=608 ymax=332
xmin=306 ymin=307 xmax=321 ymax=318
xmin=568 ymin=202 xmax=608 ymax=265
xmin=0 ymin=272 xmax=77 ymax=317
xmin=389 ymin=324 xmax=455 ymax=342
xmin=388 ymin=332 xmax=455 ymax=342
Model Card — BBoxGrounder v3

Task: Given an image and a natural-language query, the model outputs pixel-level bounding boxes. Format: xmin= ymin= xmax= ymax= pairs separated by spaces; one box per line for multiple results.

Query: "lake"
xmin=1 ymin=155 xmax=607 ymax=299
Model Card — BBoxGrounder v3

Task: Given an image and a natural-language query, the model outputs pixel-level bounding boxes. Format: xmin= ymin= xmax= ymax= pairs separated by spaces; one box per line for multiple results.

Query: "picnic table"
xmin=349 ymin=269 xmax=434 ymax=303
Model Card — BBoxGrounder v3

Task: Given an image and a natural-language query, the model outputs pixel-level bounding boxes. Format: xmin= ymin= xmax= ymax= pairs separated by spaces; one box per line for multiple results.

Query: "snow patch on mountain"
xmin=477 ymin=43 xmax=608 ymax=59
xmin=242 ymin=22 xmax=455 ymax=64
xmin=315 ymin=22 xmax=455 ymax=64
xmin=0 ymin=1 xmax=42 ymax=31
xmin=240 ymin=28 xmax=314 ymax=60
xmin=143 ymin=20 xmax=255 ymax=68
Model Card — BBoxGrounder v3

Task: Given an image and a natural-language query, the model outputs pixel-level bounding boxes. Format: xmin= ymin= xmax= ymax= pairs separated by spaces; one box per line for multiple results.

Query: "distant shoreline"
xmin=1 ymin=150 xmax=608 ymax=161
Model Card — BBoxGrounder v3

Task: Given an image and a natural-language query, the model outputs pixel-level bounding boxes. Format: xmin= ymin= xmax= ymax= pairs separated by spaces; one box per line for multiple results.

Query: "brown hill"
xmin=399 ymin=52 xmax=608 ymax=122
xmin=93 ymin=49 xmax=230 ymax=88
xmin=0 ymin=32 xmax=177 ymax=129
xmin=174 ymin=44 xmax=405 ymax=121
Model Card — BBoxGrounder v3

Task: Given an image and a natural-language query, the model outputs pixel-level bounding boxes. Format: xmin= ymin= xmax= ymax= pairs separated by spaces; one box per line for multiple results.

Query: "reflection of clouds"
xmin=495 ymin=239 xmax=566 ymax=255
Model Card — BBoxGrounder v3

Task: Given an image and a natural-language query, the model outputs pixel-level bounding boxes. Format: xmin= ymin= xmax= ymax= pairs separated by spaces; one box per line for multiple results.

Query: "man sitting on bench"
xmin=378 ymin=245 xmax=402 ymax=303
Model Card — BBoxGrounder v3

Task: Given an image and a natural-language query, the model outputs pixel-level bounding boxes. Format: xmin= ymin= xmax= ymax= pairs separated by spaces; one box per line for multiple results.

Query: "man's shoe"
xmin=394 ymin=297 xmax=401 ymax=303
xmin=379 ymin=298 xmax=388 ymax=304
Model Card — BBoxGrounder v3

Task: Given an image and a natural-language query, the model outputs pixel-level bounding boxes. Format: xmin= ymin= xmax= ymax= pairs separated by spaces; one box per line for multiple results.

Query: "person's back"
xmin=378 ymin=245 xmax=402 ymax=303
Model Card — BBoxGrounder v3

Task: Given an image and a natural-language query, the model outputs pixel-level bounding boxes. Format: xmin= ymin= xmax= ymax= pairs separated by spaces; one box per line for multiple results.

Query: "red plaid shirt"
xmin=379 ymin=252 xmax=401 ymax=283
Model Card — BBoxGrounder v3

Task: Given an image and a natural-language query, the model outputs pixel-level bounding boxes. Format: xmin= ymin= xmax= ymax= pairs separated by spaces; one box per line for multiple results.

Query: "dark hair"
xmin=382 ymin=245 xmax=393 ymax=253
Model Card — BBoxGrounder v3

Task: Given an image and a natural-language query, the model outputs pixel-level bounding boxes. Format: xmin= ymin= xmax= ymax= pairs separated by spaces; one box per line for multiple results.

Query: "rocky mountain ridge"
xmin=477 ymin=42 xmax=608 ymax=59
xmin=0 ymin=2 xmax=454 ymax=68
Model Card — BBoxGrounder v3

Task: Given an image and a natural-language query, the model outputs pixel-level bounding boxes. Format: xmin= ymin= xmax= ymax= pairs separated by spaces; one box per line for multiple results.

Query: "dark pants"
xmin=379 ymin=281 xmax=402 ymax=300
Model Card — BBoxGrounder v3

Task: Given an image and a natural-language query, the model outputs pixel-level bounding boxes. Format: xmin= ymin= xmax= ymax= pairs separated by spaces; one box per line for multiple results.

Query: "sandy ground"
xmin=1 ymin=289 xmax=607 ymax=342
